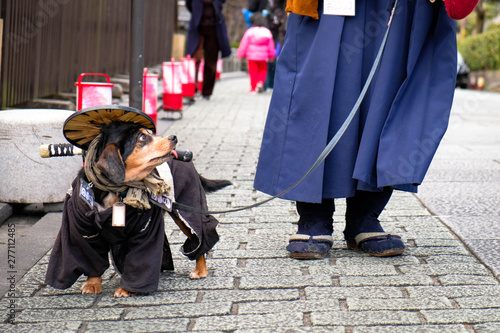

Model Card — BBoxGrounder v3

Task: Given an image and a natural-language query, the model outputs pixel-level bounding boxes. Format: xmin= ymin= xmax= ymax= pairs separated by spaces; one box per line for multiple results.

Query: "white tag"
xmin=324 ymin=0 xmax=355 ymax=16
xmin=112 ymin=202 xmax=126 ymax=227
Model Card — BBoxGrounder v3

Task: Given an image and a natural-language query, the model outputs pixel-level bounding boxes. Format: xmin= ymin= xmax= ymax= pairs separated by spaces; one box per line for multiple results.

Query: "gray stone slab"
xmin=193 ymin=313 xmax=304 ymax=331
xmin=310 ymin=310 xmax=421 ymax=326
xmin=405 ymin=285 xmax=500 ymax=298
xmin=202 ymin=289 xmax=299 ymax=303
xmin=339 ymin=274 xmax=434 ymax=287
xmin=0 ymin=321 xmax=82 ymax=332
xmin=438 ymin=274 xmax=499 ymax=286
xmin=85 ymin=318 xmax=190 ymax=333
xmin=97 ymin=290 xmax=198 ymax=307
xmin=0 ymin=109 xmax=81 ymax=203
xmin=125 ymin=302 xmax=232 ymax=319
xmin=353 ymin=325 xmax=469 ymax=333
xmin=347 ymin=297 xmax=453 ymax=311
xmin=14 ymin=307 xmax=123 ymax=323
xmin=238 ymin=299 xmax=340 ymax=315
xmin=454 ymin=295 xmax=500 ymax=309
xmin=398 ymin=262 xmax=491 ymax=276
xmin=422 ymin=308 xmax=500 ymax=324
xmin=305 ymin=286 xmax=405 ymax=299
xmin=240 ymin=275 xmax=333 ymax=289
xmin=473 ymin=322 xmax=500 ymax=333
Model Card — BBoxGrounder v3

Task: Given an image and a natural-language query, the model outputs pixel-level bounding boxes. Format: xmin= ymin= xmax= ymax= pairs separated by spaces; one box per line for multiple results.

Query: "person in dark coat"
xmin=186 ymin=0 xmax=231 ymax=100
xmin=254 ymin=0 xmax=459 ymax=259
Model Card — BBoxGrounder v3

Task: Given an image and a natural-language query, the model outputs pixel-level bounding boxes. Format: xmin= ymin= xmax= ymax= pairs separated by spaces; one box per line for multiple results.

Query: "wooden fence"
xmin=0 ymin=0 xmax=176 ymax=108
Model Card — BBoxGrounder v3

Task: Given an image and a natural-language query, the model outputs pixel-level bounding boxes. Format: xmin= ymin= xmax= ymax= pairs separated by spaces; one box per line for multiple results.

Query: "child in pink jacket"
xmin=237 ymin=13 xmax=275 ymax=94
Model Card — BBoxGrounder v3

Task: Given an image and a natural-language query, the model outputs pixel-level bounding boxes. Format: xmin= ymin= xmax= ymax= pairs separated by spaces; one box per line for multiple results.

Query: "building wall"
xmin=0 ymin=0 xmax=176 ymax=108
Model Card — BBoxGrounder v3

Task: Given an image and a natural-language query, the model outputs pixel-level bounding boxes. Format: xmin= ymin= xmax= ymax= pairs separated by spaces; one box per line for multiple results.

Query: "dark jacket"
xmin=186 ymin=0 xmax=231 ymax=58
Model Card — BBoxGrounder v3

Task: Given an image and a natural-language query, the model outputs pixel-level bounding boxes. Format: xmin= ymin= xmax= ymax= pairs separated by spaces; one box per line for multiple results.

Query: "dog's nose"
xmin=168 ymin=135 xmax=178 ymax=144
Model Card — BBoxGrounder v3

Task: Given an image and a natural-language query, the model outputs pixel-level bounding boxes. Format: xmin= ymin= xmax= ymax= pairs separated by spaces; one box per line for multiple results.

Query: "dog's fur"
xmin=78 ymin=121 xmax=230 ymax=297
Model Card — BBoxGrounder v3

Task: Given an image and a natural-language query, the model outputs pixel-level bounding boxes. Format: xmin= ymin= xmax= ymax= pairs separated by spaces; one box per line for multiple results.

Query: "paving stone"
xmin=339 ymin=274 xmax=434 ymax=287
xmin=398 ymin=263 xmax=491 ymax=276
xmin=234 ymin=327 xmax=345 ymax=333
xmin=202 ymin=289 xmax=299 ymax=303
xmin=405 ymin=285 xmax=500 ymax=298
xmin=125 ymin=302 xmax=232 ymax=319
xmin=309 ymin=264 xmax=399 ymax=277
xmin=193 ymin=313 xmax=304 ymax=331
xmin=97 ymin=290 xmax=198 ymax=307
xmin=406 ymin=246 xmax=470 ymax=257
xmin=454 ymin=295 xmax=500 ymax=309
xmin=238 ymin=299 xmax=340 ymax=315
xmin=84 ymin=318 xmax=190 ymax=332
xmin=346 ymin=296 xmax=453 ymax=311
xmin=473 ymin=322 xmax=500 ymax=333
xmin=310 ymin=310 xmax=421 ymax=326
xmin=352 ymin=324 xmax=469 ymax=333
xmin=305 ymin=286 xmax=405 ymax=299
xmin=157 ymin=276 xmax=234 ymax=291
xmin=422 ymin=308 xmax=500 ymax=324
xmin=438 ymin=274 xmax=499 ymax=286
xmin=0 ymin=321 xmax=82 ymax=332
xmin=14 ymin=307 xmax=123 ymax=323
xmin=0 ymin=294 xmax=95 ymax=310
xmin=240 ymin=275 xmax=333 ymax=289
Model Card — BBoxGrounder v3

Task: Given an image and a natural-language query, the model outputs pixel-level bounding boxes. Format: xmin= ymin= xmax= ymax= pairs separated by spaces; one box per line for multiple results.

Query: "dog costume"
xmin=45 ymin=106 xmax=220 ymax=293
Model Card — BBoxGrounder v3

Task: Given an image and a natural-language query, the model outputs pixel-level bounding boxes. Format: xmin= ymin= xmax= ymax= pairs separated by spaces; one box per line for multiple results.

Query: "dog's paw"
xmin=189 ymin=269 xmax=208 ymax=279
xmin=81 ymin=277 xmax=102 ymax=294
xmin=114 ymin=287 xmax=137 ymax=298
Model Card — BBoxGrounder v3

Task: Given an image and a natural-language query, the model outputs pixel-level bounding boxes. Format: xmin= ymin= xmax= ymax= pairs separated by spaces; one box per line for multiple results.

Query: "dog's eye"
xmin=138 ymin=134 xmax=147 ymax=142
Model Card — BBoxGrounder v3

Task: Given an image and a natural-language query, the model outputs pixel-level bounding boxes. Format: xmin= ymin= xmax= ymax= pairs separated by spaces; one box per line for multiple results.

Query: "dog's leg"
xmin=168 ymin=212 xmax=208 ymax=279
xmin=114 ymin=287 xmax=137 ymax=298
xmin=190 ymin=255 xmax=208 ymax=279
xmin=81 ymin=276 xmax=102 ymax=294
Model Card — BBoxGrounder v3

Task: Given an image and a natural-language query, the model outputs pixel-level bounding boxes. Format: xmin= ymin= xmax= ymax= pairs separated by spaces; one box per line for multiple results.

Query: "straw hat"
xmin=63 ymin=105 xmax=156 ymax=150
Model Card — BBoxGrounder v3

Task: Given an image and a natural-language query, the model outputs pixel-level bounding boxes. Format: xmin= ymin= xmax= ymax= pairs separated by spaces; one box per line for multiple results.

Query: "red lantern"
xmin=74 ymin=73 xmax=114 ymax=111
xmin=181 ymin=55 xmax=196 ymax=98
xmin=143 ymin=68 xmax=158 ymax=125
xmin=162 ymin=58 xmax=183 ymax=111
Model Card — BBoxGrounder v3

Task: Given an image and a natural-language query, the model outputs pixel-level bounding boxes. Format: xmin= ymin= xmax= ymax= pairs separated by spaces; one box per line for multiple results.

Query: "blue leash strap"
xmin=174 ymin=0 xmax=399 ymax=215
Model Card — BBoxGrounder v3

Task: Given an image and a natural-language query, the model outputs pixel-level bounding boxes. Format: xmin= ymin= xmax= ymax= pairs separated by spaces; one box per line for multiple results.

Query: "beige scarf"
xmin=84 ymin=134 xmax=173 ymax=210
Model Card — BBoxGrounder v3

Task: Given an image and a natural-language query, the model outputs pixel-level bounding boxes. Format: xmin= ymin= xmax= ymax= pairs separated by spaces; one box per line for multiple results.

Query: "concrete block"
xmin=0 ymin=109 xmax=81 ymax=204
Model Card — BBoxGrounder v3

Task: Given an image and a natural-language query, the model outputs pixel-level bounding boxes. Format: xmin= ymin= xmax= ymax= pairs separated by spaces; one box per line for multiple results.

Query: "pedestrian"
xmin=265 ymin=0 xmax=287 ymax=89
xmin=242 ymin=0 xmax=269 ymax=28
xmin=254 ymin=0 xmax=465 ymax=259
xmin=186 ymin=0 xmax=231 ymax=100
xmin=237 ymin=13 xmax=275 ymax=94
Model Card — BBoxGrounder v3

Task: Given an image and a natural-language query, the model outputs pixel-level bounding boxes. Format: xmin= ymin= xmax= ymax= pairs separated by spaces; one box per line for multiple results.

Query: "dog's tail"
xmin=200 ymin=176 xmax=232 ymax=193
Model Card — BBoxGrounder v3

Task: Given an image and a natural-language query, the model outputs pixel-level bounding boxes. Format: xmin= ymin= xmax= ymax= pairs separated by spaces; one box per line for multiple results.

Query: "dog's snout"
xmin=168 ymin=135 xmax=178 ymax=144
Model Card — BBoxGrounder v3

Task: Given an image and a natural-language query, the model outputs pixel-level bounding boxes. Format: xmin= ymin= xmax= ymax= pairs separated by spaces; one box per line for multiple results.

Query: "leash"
xmin=174 ymin=0 xmax=399 ymax=215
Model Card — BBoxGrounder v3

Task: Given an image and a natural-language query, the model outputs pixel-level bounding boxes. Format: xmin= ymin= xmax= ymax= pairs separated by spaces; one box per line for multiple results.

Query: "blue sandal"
xmin=286 ymin=234 xmax=333 ymax=260
xmin=346 ymin=232 xmax=405 ymax=257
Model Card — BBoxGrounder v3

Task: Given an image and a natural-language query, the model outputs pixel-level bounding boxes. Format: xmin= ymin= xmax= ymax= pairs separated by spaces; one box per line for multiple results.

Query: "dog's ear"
xmin=96 ymin=143 xmax=126 ymax=184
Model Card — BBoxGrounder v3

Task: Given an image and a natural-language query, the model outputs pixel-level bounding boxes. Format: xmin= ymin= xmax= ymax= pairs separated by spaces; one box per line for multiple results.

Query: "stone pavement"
xmin=1 ymin=74 xmax=499 ymax=332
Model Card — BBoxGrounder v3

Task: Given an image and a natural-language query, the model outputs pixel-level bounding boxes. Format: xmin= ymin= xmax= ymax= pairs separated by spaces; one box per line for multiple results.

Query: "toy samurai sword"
xmin=40 ymin=143 xmax=193 ymax=162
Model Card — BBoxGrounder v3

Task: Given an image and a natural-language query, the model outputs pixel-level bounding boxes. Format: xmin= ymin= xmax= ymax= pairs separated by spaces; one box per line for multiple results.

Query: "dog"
xmin=45 ymin=119 xmax=231 ymax=297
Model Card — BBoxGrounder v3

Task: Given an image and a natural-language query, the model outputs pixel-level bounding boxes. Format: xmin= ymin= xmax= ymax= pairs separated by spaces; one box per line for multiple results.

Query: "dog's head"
xmin=95 ymin=121 xmax=177 ymax=184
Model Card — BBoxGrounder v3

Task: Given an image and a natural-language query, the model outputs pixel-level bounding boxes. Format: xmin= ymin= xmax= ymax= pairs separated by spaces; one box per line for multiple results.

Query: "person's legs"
xmin=256 ymin=61 xmax=268 ymax=92
xmin=201 ymin=26 xmax=219 ymax=98
xmin=193 ymin=35 xmax=205 ymax=95
xmin=344 ymin=187 xmax=404 ymax=256
xmin=247 ymin=60 xmax=259 ymax=92
xmin=286 ymin=198 xmax=335 ymax=259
